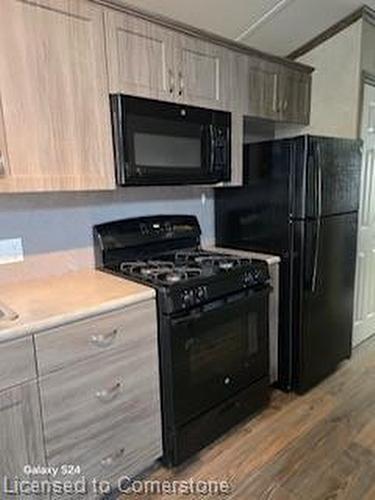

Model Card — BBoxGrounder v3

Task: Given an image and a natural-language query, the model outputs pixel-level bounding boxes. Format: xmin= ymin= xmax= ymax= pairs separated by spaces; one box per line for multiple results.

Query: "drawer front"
xmin=0 ymin=336 xmax=36 ymax=391
xmin=48 ymin=412 xmax=162 ymax=497
xmin=40 ymin=338 xmax=162 ymax=485
xmin=0 ymin=381 xmax=47 ymax=500
xmin=35 ymin=299 xmax=157 ymax=374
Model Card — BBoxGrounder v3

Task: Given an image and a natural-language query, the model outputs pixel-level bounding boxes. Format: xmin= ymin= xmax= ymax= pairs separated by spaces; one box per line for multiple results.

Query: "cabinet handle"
xmin=90 ymin=329 xmax=118 ymax=348
xmin=100 ymin=448 xmax=125 ymax=468
xmin=0 ymin=151 xmax=6 ymax=177
xmin=96 ymin=381 xmax=122 ymax=403
xmin=168 ymin=69 xmax=175 ymax=94
xmin=178 ymin=71 xmax=184 ymax=96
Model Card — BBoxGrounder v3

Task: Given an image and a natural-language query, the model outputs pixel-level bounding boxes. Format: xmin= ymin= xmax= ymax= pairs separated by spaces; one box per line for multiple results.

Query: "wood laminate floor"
xmin=120 ymin=336 xmax=375 ymax=499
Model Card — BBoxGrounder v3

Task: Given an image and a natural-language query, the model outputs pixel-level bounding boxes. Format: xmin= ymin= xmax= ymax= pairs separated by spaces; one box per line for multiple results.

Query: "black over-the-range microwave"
xmin=110 ymin=94 xmax=231 ymax=186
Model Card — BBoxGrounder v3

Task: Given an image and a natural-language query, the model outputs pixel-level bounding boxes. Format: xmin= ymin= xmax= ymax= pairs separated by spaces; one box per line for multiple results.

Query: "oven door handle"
xmin=171 ymin=310 xmax=205 ymax=326
xmin=171 ymin=287 xmax=270 ymax=327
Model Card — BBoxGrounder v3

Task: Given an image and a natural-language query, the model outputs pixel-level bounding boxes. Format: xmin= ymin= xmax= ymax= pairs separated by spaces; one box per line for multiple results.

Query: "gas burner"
xmin=175 ymin=251 xmax=210 ymax=261
xmin=120 ymin=261 xmax=147 ymax=273
xmin=218 ymin=260 xmax=235 ymax=271
xmin=160 ymin=272 xmax=183 ymax=284
xmin=148 ymin=260 xmax=175 ymax=268
xmin=156 ymin=267 xmax=202 ymax=284
xmin=120 ymin=260 xmax=175 ymax=276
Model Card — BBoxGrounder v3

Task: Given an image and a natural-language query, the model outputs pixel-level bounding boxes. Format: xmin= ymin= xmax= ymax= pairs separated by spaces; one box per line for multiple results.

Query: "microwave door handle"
xmin=209 ymin=124 xmax=215 ymax=171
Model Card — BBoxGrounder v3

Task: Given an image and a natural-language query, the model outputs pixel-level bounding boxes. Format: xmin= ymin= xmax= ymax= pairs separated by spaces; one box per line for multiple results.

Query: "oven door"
xmin=110 ymin=94 xmax=230 ymax=186
xmin=170 ymin=288 xmax=270 ymax=426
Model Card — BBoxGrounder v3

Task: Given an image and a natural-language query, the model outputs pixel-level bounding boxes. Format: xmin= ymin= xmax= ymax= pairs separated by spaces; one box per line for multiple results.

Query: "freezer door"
xmin=215 ymin=142 xmax=292 ymax=253
xmin=305 ymin=136 xmax=362 ymax=219
xmin=295 ymin=212 xmax=358 ymax=392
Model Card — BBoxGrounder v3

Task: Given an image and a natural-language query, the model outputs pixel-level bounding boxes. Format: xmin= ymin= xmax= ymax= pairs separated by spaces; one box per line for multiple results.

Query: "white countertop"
xmin=0 ymin=270 xmax=154 ymax=343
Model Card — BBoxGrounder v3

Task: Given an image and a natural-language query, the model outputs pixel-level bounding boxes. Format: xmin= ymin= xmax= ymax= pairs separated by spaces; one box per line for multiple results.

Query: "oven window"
xmin=188 ymin=312 xmax=259 ymax=386
xmin=134 ymin=132 xmax=201 ymax=168
xmin=171 ymin=292 xmax=269 ymax=425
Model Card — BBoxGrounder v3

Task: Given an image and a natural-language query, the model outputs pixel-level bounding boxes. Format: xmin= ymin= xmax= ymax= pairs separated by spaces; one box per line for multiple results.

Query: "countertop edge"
xmin=0 ymin=289 xmax=155 ymax=344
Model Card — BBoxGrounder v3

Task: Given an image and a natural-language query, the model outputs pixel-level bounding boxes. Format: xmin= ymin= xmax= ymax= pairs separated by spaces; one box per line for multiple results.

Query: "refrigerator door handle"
xmin=311 ymin=144 xmax=323 ymax=293
xmin=311 ymin=218 xmax=321 ymax=293
xmin=316 ymin=144 xmax=323 ymax=219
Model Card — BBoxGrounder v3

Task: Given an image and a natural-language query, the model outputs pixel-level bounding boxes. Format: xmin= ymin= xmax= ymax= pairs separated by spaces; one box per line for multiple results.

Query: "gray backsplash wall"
xmin=0 ymin=186 xmax=215 ymax=260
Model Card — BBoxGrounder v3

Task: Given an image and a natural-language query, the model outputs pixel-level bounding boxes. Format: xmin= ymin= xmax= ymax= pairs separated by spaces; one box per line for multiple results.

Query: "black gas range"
xmin=94 ymin=215 xmax=271 ymax=466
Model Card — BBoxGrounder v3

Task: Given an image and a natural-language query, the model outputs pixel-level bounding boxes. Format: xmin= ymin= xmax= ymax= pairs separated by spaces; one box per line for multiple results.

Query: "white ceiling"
xmin=119 ymin=0 xmax=375 ymax=56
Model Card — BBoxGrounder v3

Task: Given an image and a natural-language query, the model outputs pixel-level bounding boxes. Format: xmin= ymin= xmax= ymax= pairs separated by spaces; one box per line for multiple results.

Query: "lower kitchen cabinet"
xmin=36 ymin=299 xmax=162 ymax=497
xmin=0 ymin=381 xmax=46 ymax=500
xmin=39 ymin=346 xmax=162 ymax=489
xmin=0 ymin=297 xmax=162 ymax=499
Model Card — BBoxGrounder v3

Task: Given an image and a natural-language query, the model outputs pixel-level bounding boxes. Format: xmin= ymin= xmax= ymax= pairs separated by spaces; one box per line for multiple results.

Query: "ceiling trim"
xmin=287 ymin=6 xmax=375 ymax=60
xmin=235 ymin=0 xmax=296 ymax=42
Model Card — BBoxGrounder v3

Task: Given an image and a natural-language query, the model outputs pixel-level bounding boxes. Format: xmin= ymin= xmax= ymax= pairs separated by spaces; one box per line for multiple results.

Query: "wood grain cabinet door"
xmin=246 ymin=60 xmax=311 ymax=124
xmin=0 ymin=381 xmax=46 ymax=499
xmin=0 ymin=0 xmax=115 ymax=193
xmin=247 ymin=60 xmax=280 ymax=121
xmin=176 ymin=35 xmax=228 ymax=110
xmin=105 ymin=10 xmax=176 ymax=102
xmin=278 ymin=69 xmax=311 ymax=125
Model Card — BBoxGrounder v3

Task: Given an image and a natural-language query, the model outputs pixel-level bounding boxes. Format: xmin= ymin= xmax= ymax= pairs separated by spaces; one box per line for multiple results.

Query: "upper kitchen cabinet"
xmin=247 ymin=59 xmax=280 ymax=121
xmin=277 ymin=68 xmax=311 ymax=124
xmin=175 ymin=35 xmax=228 ymax=110
xmin=0 ymin=0 xmax=115 ymax=193
xmin=105 ymin=10 xmax=229 ymax=110
xmin=245 ymin=58 xmax=311 ymax=124
xmin=105 ymin=10 xmax=176 ymax=102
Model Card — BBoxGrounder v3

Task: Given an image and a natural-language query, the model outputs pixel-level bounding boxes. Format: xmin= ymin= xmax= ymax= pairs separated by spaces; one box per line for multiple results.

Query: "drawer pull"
xmin=100 ymin=448 xmax=125 ymax=468
xmin=96 ymin=382 xmax=122 ymax=403
xmin=90 ymin=329 xmax=118 ymax=348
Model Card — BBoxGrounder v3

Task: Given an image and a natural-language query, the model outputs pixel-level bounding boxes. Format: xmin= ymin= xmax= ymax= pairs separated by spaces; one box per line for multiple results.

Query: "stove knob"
xmin=182 ymin=290 xmax=193 ymax=308
xmin=252 ymin=268 xmax=263 ymax=283
xmin=243 ymin=271 xmax=255 ymax=287
xmin=196 ymin=286 xmax=206 ymax=302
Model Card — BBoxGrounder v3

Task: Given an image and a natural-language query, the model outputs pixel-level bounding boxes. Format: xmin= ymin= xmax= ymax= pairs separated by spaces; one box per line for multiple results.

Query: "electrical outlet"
xmin=0 ymin=238 xmax=24 ymax=265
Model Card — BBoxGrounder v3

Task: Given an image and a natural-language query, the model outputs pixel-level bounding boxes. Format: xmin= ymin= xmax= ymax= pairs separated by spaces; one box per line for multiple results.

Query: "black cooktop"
xmin=94 ymin=215 xmax=270 ymax=312
xmin=117 ymin=250 xmax=255 ymax=287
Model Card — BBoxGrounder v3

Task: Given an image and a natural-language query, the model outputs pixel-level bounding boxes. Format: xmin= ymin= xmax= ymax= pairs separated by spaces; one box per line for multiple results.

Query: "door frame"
xmin=357 ymin=71 xmax=375 ymax=138
xmin=353 ymin=74 xmax=375 ymax=346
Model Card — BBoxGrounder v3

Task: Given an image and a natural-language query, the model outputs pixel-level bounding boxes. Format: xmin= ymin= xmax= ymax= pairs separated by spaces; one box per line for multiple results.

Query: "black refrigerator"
xmin=215 ymin=135 xmax=362 ymax=393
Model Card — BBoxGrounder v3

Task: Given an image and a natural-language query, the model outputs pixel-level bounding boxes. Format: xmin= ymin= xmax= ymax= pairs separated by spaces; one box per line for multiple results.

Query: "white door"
xmin=353 ymin=83 xmax=375 ymax=346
